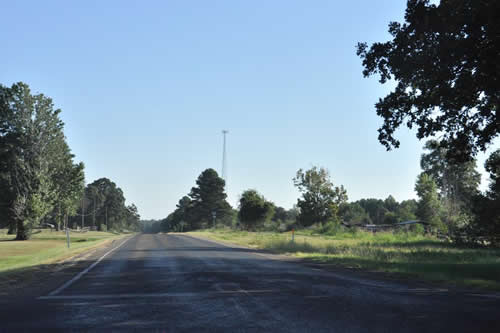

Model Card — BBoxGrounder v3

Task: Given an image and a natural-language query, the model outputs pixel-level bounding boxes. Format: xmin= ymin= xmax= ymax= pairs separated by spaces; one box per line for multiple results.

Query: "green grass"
xmin=188 ymin=229 xmax=500 ymax=291
xmin=0 ymin=229 xmax=129 ymax=273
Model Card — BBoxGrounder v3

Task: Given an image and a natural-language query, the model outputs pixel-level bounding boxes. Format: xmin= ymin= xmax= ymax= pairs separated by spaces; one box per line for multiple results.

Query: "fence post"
xmin=66 ymin=228 xmax=70 ymax=248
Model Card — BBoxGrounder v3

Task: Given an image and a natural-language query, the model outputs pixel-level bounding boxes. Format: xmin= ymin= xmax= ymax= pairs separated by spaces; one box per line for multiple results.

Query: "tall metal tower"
xmin=221 ymin=130 xmax=228 ymax=181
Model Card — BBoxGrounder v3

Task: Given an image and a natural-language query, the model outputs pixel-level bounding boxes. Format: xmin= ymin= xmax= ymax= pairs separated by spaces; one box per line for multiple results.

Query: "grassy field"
xmin=0 ymin=229 xmax=129 ymax=274
xmin=188 ymin=229 xmax=500 ymax=291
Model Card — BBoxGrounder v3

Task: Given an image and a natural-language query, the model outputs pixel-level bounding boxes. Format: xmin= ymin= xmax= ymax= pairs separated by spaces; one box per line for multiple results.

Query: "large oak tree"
xmin=357 ymin=0 xmax=499 ymax=161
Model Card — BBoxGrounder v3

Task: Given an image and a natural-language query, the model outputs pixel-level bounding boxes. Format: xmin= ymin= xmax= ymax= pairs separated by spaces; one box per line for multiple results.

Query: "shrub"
xmin=409 ymin=223 xmax=425 ymax=235
xmin=318 ymin=220 xmax=340 ymax=236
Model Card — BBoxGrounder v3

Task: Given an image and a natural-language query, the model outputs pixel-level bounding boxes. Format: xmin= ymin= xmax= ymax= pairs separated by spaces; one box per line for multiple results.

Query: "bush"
xmin=262 ymin=220 xmax=280 ymax=232
xmin=238 ymin=189 xmax=274 ymax=231
xmin=409 ymin=223 xmax=425 ymax=235
xmin=348 ymin=226 xmax=359 ymax=235
xmin=318 ymin=220 xmax=340 ymax=236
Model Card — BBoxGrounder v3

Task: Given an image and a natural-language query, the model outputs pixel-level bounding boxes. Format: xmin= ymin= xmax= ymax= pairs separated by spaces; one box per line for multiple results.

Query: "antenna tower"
xmin=221 ymin=130 xmax=228 ymax=181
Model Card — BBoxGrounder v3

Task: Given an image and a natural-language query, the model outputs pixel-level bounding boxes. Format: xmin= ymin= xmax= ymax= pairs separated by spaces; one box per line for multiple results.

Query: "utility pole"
xmin=81 ymin=194 xmax=85 ymax=229
xmin=93 ymin=195 xmax=96 ymax=229
xmin=221 ymin=130 xmax=228 ymax=181
xmin=105 ymin=205 xmax=108 ymax=231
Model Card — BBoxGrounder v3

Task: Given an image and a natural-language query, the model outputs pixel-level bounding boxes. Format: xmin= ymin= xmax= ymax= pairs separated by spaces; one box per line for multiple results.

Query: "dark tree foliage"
xmin=397 ymin=199 xmax=418 ymax=221
xmin=158 ymin=169 xmax=232 ymax=232
xmin=271 ymin=206 xmax=288 ymax=222
xmin=0 ymin=82 xmax=78 ymax=239
xmin=484 ymin=149 xmax=500 ymax=200
xmin=357 ymin=0 xmax=499 ymax=161
xmin=0 ymin=168 xmax=11 ymax=229
xmin=383 ymin=195 xmax=399 ymax=212
xmin=160 ymin=196 xmax=193 ymax=232
xmin=339 ymin=202 xmax=371 ymax=225
xmin=71 ymin=178 xmax=140 ymax=231
xmin=85 ymin=178 xmax=126 ymax=230
xmin=125 ymin=204 xmax=141 ymax=231
xmin=47 ymin=141 xmax=85 ymax=231
xmin=356 ymin=199 xmax=388 ymax=225
xmin=238 ymin=189 xmax=274 ymax=231
xmin=469 ymin=149 xmax=500 ymax=245
xmin=349 ymin=197 xmax=418 ymax=225
xmin=188 ymin=169 xmax=232 ymax=229
xmin=269 ymin=205 xmax=298 ymax=231
xmin=419 ymin=139 xmax=480 ymax=230
xmin=420 ymin=140 xmax=480 ymax=204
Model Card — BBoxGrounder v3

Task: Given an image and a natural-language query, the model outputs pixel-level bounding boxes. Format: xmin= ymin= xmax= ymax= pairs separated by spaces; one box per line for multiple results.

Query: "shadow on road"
xmin=124 ymin=246 xmax=261 ymax=253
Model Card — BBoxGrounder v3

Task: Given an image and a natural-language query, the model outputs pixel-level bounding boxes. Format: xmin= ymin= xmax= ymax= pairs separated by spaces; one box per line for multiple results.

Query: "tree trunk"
xmin=7 ymin=221 xmax=16 ymax=235
xmin=11 ymin=196 xmax=30 ymax=240
xmin=15 ymin=219 xmax=30 ymax=240
xmin=56 ymin=204 xmax=61 ymax=231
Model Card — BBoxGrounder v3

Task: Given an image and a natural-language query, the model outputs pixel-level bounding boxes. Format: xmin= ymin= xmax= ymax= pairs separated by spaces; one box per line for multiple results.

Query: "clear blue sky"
xmin=1 ymin=1 xmax=497 ymax=219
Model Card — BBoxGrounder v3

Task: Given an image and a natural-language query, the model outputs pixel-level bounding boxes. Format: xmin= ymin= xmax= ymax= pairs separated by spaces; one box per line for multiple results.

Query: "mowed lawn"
xmin=0 ymin=229 xmax=128 ymax=274
xmin=188 ymin=229 xmax=500 ymax=291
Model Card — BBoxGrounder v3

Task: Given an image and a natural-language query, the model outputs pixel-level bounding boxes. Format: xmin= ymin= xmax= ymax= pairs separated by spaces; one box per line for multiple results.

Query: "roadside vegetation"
xmin=154 ymin=135 xmax=499 ymax=291
xmin=0 ymin=83 xmax=141 ymax=240
xmin=0 ymin=229 xmax=131 ymax=296
xmin=190 ymin=229 xmax=500 ymax=290
xmin=152 ymin=135 xmax=499 ymax=291
xmin=151 ymin=0 xmax=500 ymax=250
xmin=0 ymin=229 xmax=129 ymax=274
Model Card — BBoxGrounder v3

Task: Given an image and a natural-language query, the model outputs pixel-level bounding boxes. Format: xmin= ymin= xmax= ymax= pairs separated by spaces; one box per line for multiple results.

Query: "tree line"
xmin=68 ymin=178 xmax=141 ymax=232
xmin=151 ymin=0 xmax=500 ymax=245
xmin=153 ymin=1 xmax=499 ymax=245
xmin=0 ymin=82 xmax=140 ymax=240
xmin=152 ymin=140 xmax=499 ymax=246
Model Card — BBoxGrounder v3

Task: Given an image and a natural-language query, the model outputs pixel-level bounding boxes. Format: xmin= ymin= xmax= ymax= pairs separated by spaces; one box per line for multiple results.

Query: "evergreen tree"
xmin=188 ymin=169 xmax=232 ymax=229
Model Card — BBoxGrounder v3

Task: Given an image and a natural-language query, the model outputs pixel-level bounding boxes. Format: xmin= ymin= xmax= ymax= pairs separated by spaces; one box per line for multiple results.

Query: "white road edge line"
xmin=42 ymin=235 xmax=135 ymax=298
xmin=467 ymin=293 xmax=500 ymax=299
xmin=39 ymin=290 xmax=277 ymax=300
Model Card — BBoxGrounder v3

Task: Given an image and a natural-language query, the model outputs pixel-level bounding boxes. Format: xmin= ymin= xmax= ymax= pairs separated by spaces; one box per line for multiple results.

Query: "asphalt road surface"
xmin=1 ymin=233 xmax=499 ymax=332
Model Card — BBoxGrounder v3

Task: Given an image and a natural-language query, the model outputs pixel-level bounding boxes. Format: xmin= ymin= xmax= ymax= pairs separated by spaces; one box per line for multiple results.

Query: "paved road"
xmin=1 ymin=233 xmax=499 ymax=332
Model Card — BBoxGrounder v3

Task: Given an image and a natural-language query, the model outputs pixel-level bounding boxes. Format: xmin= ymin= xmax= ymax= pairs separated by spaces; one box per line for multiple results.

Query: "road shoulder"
xmin=0 ymin=234 xmax=135 ymax=302
xmin=182 ymin=232 xmax=500 ymax=298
